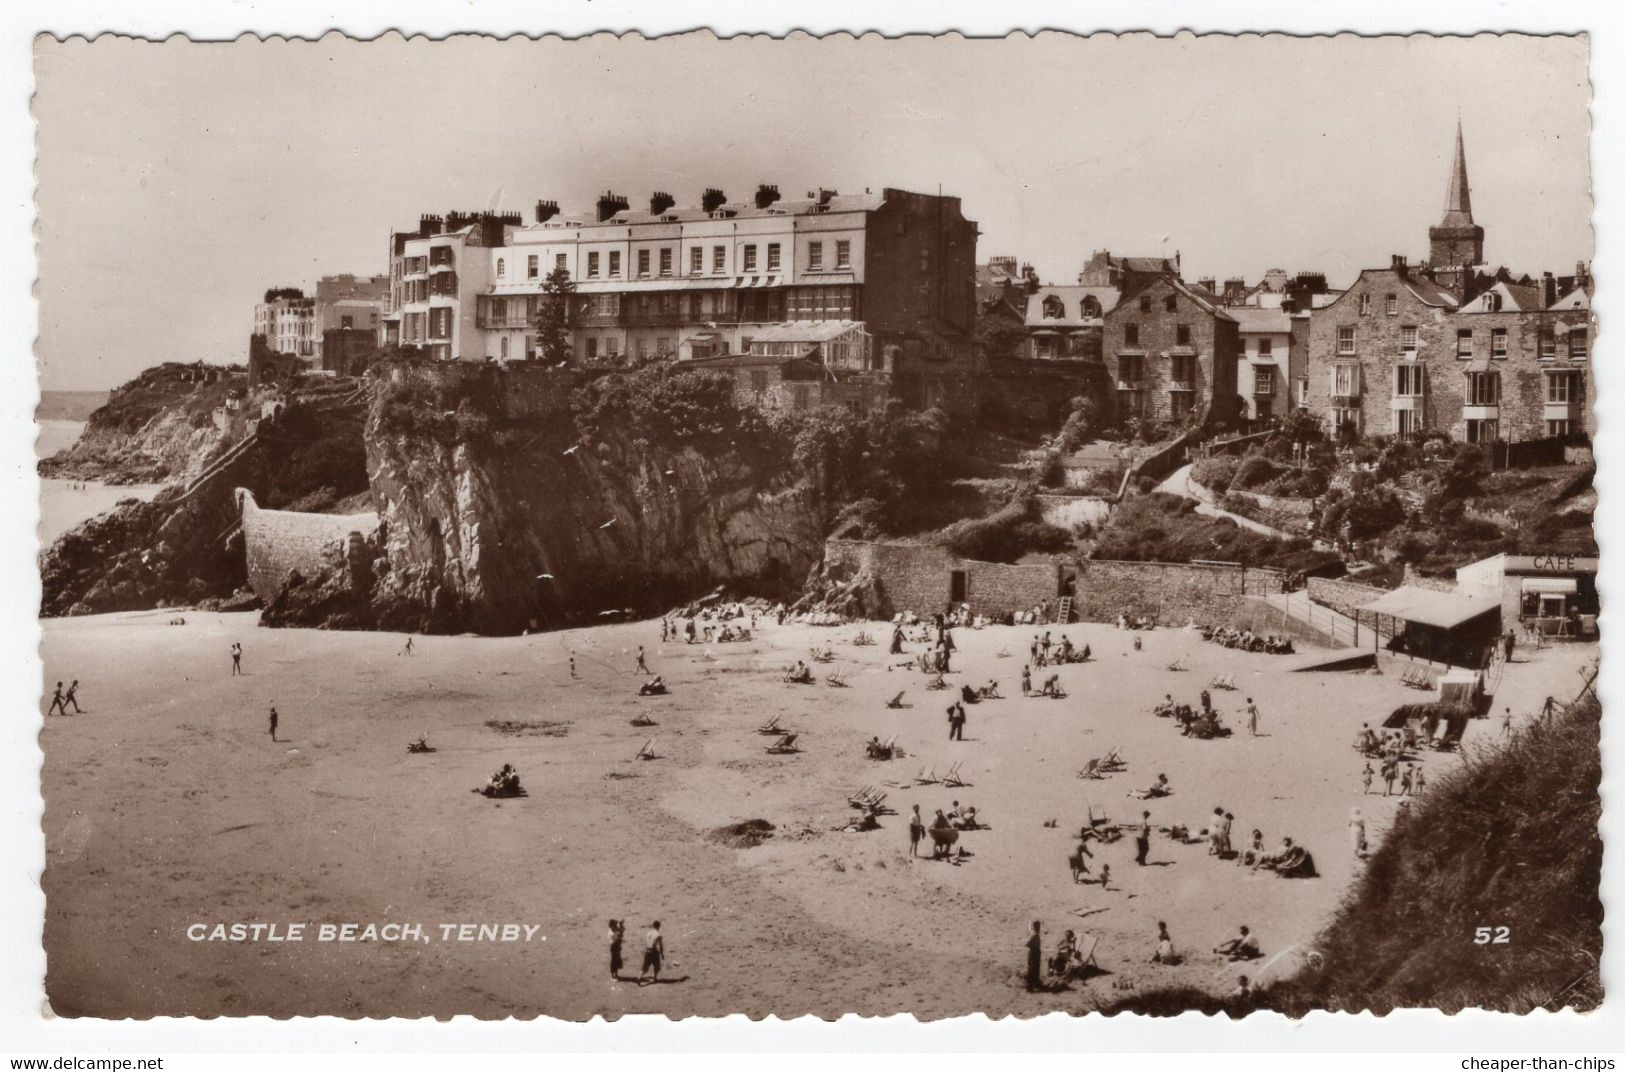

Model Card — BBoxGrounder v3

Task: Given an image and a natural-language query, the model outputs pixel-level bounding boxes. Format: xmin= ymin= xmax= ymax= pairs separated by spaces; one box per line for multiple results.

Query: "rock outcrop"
xmin=38 ymin=363 xmax=248 ymax=485
xmin=263 ymin=361 xmax=830 ymax=635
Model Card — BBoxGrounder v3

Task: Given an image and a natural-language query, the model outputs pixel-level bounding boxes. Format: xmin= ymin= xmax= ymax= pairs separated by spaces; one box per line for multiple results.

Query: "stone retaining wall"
xmin=824 ymin=538 xmax=1284 ymax=625
xmin=238 ymin=488 xmax=380 ymax=596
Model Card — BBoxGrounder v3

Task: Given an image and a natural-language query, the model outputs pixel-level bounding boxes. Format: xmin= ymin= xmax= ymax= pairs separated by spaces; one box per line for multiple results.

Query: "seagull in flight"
xmin=563 ymin=445 xmax=580 ymax=456
xmin=599 ymin=518 xmax=617 ymax=529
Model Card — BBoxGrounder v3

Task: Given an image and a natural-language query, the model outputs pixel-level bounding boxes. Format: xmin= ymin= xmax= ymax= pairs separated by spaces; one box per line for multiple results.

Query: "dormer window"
xmin=1042 ymin=295 xmax=1064 ymax=319
xmin=1482 ymin=292 xmax=1502 ymax=312
xmin=1081 ymin=296 xmax=1101 ymax=318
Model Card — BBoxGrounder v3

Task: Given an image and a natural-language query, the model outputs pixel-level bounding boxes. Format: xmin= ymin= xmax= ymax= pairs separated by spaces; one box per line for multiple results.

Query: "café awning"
xmin=1363 ymin=585 xmax=1499 ymax=630
xmin=1521 ymin=577 xmax=1578 ymax=594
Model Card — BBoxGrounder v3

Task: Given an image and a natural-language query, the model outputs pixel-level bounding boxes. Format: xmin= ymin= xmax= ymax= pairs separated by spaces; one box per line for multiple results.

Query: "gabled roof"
xmin=1226 ymin=307 xmax=1293 ymax=334
xmin=1549 ymin=284 xmax=1591 ymax=311
xmin=1025 ymin=285 xmax=1118 ymax=327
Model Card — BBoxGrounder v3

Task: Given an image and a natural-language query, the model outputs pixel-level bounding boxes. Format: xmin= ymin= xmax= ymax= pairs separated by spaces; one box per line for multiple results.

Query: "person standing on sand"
xmin=1348 ymin=807 xmax=1367 ymax=858
xmin=947 ymin=702 xmax=966 ymax=741
xmin=1502 ymin=707 xmax=1513 ymax=737
xmin=1414 ymin=765 xmax=1427 ymax=794
xmin=1025 ymin=921 xmax=1044 ymax=992
xmin=569 ymin=653 xmax=578 ymax=679
xmin=636 ymin=646 xmax=649 ymax=674
xmin=1021 ymin=665 xmax=1031 ymax=697
xmin=909 ymin=805 xmax=924 ymax=857
xmin=230 ymin=643 xmax=243 ymax=676
xmin=638 ymin=921 xmax=664 ymax=985
xmin=64 ymin=679 xmax=83 ymax=714
xmin=1382 ymin=759 xmax=1397 ymax=796
xmin=1135 ymin=810 xmax=1152 ymax=866
xmin=1361 ymin=762 xmax=1374 ymax=795
xmin=1399 ymin=765 xmax=1414 ymax=797
xmin=608 ymin=919 xmax=625 ymax=980
xmin=268 ymin=705 xmax=279 ymax=742
xmin=1246 ymin=698 xmax=1260 ymax=737
xmin=47 ymin=681 xmax=65 ymax=716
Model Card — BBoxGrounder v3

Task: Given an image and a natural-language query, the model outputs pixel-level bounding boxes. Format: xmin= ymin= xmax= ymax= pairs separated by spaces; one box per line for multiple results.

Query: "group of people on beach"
xmin=606 ymin=919 xmax=667 ymax=985
xmin=45 ymin=679 xmax=82 ymax=716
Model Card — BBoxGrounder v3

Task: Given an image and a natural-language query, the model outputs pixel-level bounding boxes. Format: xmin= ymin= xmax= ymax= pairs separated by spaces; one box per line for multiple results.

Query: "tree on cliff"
xmin=533 ymin=267 xmax=576 ymax=364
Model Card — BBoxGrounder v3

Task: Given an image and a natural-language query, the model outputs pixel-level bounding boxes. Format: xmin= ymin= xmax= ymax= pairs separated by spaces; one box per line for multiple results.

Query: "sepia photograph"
xmin=23 ymin=25 xmax=1605 ymax=1030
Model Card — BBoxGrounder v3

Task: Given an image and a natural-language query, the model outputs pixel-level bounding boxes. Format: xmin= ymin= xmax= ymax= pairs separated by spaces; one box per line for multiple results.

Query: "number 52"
xmin=1474 ymin=926 xmax=1511 ymax=944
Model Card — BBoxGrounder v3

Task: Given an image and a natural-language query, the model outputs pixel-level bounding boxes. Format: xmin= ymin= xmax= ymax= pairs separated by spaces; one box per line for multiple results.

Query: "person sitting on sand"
xmin=1041 ymin=674 xmax=1062 ymax=698
xmin=1151 ymin=921 xmax=1179 ymax=965
xmin=978 ymin=680 xmax=1001 ymax=700
xmin=1130 ymin=773 xmax=1171 ymax=800
xmin=1240 ymin=829 xmax=1266 ymax=866
xmin=1050 ymin=929 xmax=1082 ymax=978
xmin=950 ymin=805 xmax=979 ymax=830
xmin=639 ymin=675 xmax=668 ymax=695
xmin=1214 ymin=925 xmax=1261 ymax=961
xmin=960 ymin=683 xmax=979 ymax=705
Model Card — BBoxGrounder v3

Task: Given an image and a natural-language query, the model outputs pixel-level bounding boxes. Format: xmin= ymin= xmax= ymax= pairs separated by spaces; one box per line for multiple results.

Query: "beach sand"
xmin=38 ymin=608 xmax=1589 ymax=1018
xmin=35 ymin=419 xmax=163 ymax=546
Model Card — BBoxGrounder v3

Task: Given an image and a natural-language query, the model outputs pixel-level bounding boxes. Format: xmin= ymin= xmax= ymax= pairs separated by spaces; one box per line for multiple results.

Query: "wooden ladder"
xmin=1057 ymin=596 xmax=1073 ymax=624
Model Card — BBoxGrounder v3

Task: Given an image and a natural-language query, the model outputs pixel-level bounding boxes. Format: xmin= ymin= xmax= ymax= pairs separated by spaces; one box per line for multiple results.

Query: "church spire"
xmin=1440 ymin=118 xmax=1474 ymax=227
xmin=1428 ymin=119 xmax=1484 ymax=270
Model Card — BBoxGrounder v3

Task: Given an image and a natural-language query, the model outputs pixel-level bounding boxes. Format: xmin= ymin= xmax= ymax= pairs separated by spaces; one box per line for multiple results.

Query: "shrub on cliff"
xmin=937 ymin=494 xmax=1073 ymax=563
xmin=1090 ymin=492 xmax=1305 ymax=566
xmin=1189 ymin=454 xmax=1239 ymax=493
xmin=574 ymin=363 xmax=778 ymax=452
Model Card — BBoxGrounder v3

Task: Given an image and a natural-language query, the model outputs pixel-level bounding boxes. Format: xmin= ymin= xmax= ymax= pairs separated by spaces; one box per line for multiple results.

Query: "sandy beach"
xmin=36 ymin=419 xmax=163 ymax=546
xmin=37 ymin=606 xmax=1591 ymax=1019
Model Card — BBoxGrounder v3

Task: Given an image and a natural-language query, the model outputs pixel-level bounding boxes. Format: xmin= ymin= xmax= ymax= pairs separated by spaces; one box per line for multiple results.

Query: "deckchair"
xmin=1086 ymin=804 xmax=1109 ymax=828
xmin=1077 ymin=758 xmax=1103 ymax=780
xmin=1167 ymin=658 xmax=1188 ymax=672
xmin=942 ymin=761 xmax=967 ymax=788
xmin=767 ymin=733 xmax=801 ymax=754
xmin=886 ymin=691 xmax=908 ymax=709
xmin=757 ymin=714 xmax=782 ymax=735
xmin=1076 ymin=933 xmax=1101 ymax=973
xmin=1100 ymin=747 xmax=1126 ymax=771
xmin=635 ymin=738 xmax=658 ymax=761
xmin=630 ymin=710 xmax=658 ymax=727
xmin=825 ymin=670 xmax=849 ymax=688
xmin=926 ymin=674 xmax=949 ymax=690
xmin=914 ymin=767 xmax=939 ymax=785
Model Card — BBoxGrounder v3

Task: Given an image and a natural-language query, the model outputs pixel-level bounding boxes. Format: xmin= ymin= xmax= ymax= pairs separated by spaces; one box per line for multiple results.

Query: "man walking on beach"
xmin=636 ymin=646 xmax=649 ymax=674
xmin=947 ymin=702 xmax=966 ymax=741
xmin=570 ymin=652 xmax=578 ymax=680
xmin=400 ymin=636 xmax=414 ymax=656
xmin=1246 ymin=698 xmax=1260 ymax=737
xmin=64 ymin=679 xmax=82 ymax=714
xmin=1135 ymin=810 xmax=1152 ymax=866
xmin=638 ymin=921 xmax=665 ymax=985
xmin=1025 ymin=921 xmax=1044 ymax=992
xmin=268 ymin=705 xmax=279 ymax=742
xmin=230 ymin=643 xmax=243 ymax=676
xmin=47 ymin=681 xmax=66 ymax=716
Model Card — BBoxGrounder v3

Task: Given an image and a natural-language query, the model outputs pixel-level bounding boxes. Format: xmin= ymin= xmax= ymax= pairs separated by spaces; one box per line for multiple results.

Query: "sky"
xmin=32 ymin=31 xmax=1593 ymax=391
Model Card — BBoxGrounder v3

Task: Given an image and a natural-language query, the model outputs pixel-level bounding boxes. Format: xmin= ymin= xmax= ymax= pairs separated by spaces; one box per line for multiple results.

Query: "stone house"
xmin=1101 ymin=276 xmax=1240 ymax=427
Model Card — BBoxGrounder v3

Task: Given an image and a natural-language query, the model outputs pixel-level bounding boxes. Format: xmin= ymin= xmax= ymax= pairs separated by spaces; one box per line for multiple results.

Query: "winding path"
xmin=1156 ymin=463 xmax=1299 ymax=540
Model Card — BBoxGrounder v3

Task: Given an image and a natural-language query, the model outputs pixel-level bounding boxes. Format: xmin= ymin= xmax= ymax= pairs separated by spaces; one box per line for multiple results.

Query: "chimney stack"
xmin=1542 ymin=271 xmax=1557 ymax=307
xmin=419 ymin=214 xmax=444 ymax=236
xmin=535 ymin=200 xmax=559 ymax=224
xmin=754 ymin=183 xmax=781 ymax=210
xmin=817 ymin=187 xmax=837 ymax=206
xmin=701 ymin=187 xmax=727 ymax=214
xmin=650 ymin=191 xmax=675 ymax=216
xmin=1391 ymin=254 xmax=1409 ymax=277
xmin=596 ymin=190 xmax=629 ymax=223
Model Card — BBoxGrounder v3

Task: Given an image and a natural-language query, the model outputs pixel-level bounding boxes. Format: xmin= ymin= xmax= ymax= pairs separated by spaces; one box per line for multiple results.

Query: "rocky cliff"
xmin=263 ymin=361 xmax=829 ymax=635
xmin=41 ymin=396 xmax=370 ymax=616
xmin=39 ymin=363 xmax=250 ymax=484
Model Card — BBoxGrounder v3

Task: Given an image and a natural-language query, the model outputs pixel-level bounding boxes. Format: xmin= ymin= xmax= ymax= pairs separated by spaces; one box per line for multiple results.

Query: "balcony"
xmin=1463 ymin=404 xmax=1500 ymax=420
xmin=1389 ymin=395 xmax=1423 ymax=411
xmin=477 ymin=313 xmax=532 ymax=330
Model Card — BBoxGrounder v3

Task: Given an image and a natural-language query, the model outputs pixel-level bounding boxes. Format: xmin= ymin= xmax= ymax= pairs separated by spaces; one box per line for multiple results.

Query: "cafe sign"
xmin=1504 ymin=554 xmax=1598 ymax=574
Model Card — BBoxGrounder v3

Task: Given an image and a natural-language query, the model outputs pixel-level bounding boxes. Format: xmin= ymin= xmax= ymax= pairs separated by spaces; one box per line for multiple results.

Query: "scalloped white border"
xmin=2 ymin=1 xmax=1620 ymax=1056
